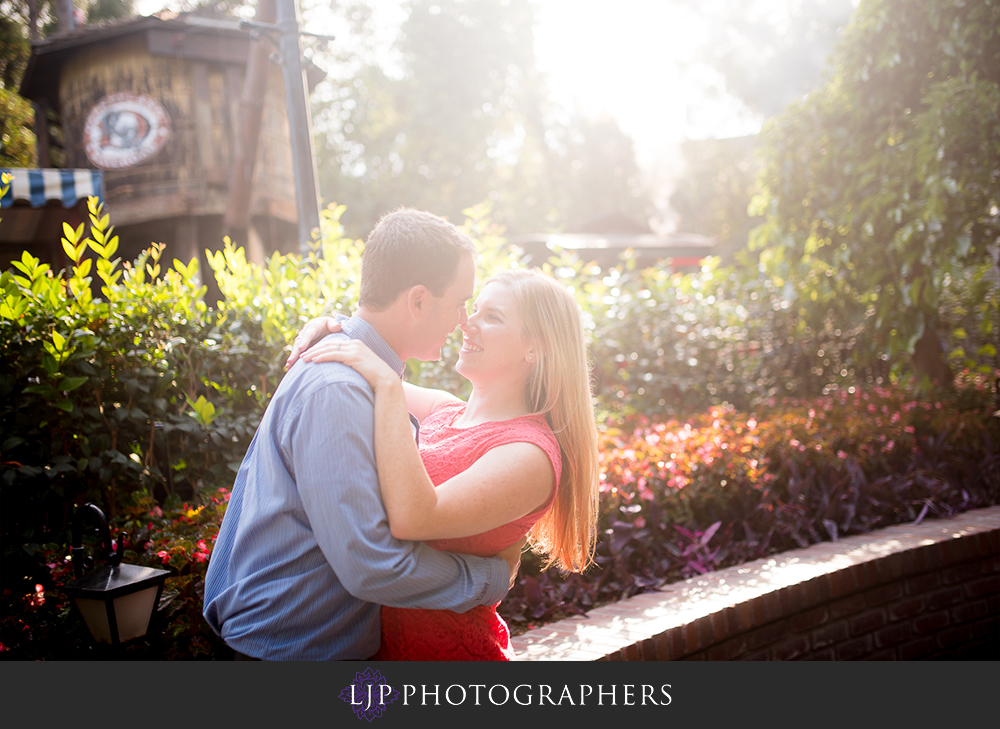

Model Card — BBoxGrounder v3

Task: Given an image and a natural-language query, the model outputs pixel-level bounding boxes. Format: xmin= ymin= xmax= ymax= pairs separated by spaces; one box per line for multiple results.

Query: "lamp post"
xmin=241 ymin=0 xmax=332 ymax=254
xmin=62 ymin=503 xmax=170 ymax=647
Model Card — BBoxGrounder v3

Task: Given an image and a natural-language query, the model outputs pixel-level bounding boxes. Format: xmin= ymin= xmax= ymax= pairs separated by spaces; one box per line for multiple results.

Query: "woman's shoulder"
xmin=484 ymin=414 xmax=562 ymax=482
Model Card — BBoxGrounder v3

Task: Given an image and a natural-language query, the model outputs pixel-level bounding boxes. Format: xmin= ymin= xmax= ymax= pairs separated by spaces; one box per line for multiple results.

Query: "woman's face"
xmin=456 ymin=282 xmax=535 ymax=384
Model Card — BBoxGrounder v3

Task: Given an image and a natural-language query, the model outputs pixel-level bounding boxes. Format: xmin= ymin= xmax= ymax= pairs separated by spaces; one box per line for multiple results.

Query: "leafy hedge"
xmin=502 ymin=375 xmax=999 ymax=629
xmin=1 ymin=197 xmax=997 ymax=658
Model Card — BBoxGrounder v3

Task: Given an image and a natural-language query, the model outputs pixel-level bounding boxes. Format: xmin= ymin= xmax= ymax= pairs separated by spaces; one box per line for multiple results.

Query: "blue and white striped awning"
xmin=1 ymin=168 xmax=105 ymax=209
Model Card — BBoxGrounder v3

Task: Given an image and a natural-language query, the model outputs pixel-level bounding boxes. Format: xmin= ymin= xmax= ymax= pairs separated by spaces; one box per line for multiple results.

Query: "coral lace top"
xmin=372 ymin=401 xmax=561 ymax=661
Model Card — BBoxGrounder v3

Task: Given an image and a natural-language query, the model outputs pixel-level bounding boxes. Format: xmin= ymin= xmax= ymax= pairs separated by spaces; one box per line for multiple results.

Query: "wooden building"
xmin=14 ymin=11 xmax=314 ymax=281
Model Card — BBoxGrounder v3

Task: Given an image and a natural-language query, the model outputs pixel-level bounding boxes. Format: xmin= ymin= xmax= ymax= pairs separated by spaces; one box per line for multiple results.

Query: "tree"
xmin=0 ymin=14 xmax=31 ymax=89
xmin=548 ymin=114 xmax=652 ymax=232
xmin=86 ymin=0 xmax=135 ymax=24
xmin=669 ymin=1 xmax=856 ymax=256
xmin=688 ymin=0 xmax=857 ymax=119
xmin=314 ymin=0 xmax=537 ymax=236
xmin=750 ymin=0 xmax=1000 ymax=386
xmin=312 ymin=0 xmax=653 ymax=240
xmin=0 ymin=3 xmax=41 ymax=168
xmin=0 ymin=86 xmax=35 ymax=167
xmin=669 ymin=135 xmax=761 ymax=261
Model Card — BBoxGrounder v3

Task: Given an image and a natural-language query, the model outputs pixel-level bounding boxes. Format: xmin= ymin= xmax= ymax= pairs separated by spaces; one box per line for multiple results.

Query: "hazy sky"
xmin=533 ymin=1 xmax=761 ymax=161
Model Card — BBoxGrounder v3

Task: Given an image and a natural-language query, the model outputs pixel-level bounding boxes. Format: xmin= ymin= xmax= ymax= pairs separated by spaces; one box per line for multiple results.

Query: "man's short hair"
xmin=359 ymin=208 xmax=476 ymax=310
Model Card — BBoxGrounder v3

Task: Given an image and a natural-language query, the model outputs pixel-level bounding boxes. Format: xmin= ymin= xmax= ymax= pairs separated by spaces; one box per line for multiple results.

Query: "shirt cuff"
xmin=482 ymin=556 xmax=513 ymax=606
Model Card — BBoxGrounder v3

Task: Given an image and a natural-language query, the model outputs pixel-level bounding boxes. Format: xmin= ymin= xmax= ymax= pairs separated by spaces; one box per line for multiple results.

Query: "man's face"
xmin=413 ymin=254 xmax=476 ymax=361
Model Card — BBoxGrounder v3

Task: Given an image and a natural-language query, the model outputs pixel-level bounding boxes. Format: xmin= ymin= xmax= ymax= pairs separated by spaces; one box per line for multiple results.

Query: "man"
xmin=203 ymin=208 xmax=519 ymax=660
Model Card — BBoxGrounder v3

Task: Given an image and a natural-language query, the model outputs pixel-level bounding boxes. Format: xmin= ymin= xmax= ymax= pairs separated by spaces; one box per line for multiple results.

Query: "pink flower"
xmin=26 ymin=584 xmax=45 ymax=609
xmin=157 ymin=550 xmax=170 ymax=564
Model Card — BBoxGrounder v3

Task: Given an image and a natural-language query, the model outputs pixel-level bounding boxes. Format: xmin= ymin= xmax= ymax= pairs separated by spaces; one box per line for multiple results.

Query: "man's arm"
xmin=289 ymin=374 xmax=512 ymax=610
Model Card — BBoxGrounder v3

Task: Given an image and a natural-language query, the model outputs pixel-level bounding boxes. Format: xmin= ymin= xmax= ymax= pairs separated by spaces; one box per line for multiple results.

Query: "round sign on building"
xmin=84 ymin=92 xmax=171 ymax=170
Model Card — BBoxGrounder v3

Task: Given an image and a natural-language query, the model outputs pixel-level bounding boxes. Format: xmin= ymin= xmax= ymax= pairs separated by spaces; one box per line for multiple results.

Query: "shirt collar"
xmin=336 ymin=315 xmax=405 ymax=377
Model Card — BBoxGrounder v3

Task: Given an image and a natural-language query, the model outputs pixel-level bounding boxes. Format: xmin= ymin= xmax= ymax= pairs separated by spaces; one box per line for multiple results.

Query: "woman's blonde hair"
xmin=487 ymin=269 xmax=599 ymax=573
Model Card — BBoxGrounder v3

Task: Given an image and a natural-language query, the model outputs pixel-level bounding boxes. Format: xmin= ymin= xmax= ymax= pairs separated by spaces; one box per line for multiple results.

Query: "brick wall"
xmin=511 ymin=506 xmax=1000 ymax=661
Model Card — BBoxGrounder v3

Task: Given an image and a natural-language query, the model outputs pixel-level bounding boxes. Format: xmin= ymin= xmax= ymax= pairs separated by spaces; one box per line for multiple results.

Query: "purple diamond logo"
xmin=339 ymin=667 xmax=399 ymax=721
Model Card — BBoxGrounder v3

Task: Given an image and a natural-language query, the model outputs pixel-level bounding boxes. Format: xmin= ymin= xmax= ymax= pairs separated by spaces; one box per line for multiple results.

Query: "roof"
xmin=20 ymin=11 xmax=327 ymax=110
xmin=512 ymin=232 xmax=714 ymax=254
xmin=509 ymin=232 xmax=715 ymax=269
xmin=19 ymin=12 xmax=250 ymax=106
xmin=25 ymin=11 xmax=244 ymax=57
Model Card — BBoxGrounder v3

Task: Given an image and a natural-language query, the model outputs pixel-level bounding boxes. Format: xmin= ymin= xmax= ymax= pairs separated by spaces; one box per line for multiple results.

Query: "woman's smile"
xmin=461 ymin=337 xmax=484 ymax=353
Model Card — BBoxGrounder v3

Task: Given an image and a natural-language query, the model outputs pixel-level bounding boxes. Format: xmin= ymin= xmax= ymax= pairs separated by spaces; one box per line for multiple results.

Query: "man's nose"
xmin=459 ymin=307 xmax=469 ymax=326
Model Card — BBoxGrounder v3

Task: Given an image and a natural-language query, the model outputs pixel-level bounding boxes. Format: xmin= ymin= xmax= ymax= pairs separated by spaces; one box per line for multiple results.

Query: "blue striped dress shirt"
xmin=203 ymin=316 xmax=510 ymax=660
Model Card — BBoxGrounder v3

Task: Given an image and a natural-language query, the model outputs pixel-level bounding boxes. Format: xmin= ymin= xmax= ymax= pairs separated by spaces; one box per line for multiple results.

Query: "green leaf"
xmin=62 ymin=237 xmax=79 ymax=261
xmin=62 ymin=221 xmax=79 ymax=244
xmin=74 ymin=258 xmax=92 ymax=278
xmin=61 ymin=376 xmax=89 ymax=392
xmin=23 ymin=384 xmax=54 ymax=397
xmin=41 ymin=354 xmax=58 ymax=375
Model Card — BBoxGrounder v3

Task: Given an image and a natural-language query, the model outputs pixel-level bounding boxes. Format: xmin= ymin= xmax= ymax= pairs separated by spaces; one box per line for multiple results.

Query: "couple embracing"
xmin=203 ymin=208 xmax=599 ymax=660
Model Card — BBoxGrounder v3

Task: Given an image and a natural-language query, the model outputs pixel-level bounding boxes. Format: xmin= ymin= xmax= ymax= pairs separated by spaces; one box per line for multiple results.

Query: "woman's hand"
xmin=285 ymin=316 xmax=341 ymax=370
xmin=303 ymin=338 xmax=400 ymax=393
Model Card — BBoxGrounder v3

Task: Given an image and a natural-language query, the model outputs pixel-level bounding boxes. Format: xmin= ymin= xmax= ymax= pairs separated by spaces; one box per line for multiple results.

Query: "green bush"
xmin=0 ymin=200 xmax=359 ymax=645
xmin=1 ymin=195 xmax=996 ymax=658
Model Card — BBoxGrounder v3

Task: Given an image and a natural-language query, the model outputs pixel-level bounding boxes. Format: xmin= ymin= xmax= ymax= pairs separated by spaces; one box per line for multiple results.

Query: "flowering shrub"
xmin=499 ymin=373 xmax=999 ymax=630
xmin=125 ymin=487 xmax=231 ymax=659
xmin=0 ymin=488 xmax=230 ymax=660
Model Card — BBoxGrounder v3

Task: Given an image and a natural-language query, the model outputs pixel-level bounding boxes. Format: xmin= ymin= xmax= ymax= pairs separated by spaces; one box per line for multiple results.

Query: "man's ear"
xmin=406 ymin=285 xmax=430 ymax=319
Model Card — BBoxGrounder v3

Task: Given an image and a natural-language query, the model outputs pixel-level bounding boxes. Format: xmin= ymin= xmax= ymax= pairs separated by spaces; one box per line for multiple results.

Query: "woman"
xmin=292 ymin=269 xmax=599 ymax=660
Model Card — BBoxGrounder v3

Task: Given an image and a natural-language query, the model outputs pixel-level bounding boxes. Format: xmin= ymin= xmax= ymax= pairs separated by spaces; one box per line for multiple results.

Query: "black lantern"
xmin=63 ymin=503 xmax=170 ymax=646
